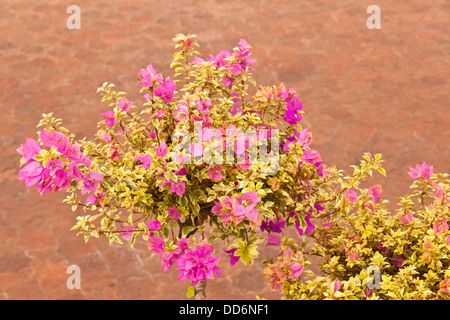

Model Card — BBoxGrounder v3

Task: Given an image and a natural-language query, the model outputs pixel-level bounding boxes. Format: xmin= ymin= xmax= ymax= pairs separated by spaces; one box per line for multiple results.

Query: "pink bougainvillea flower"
xmin=143 ymin=93 xmax=152 ymax=101
xmin=211 ymin=199 xmax=226 ymax=215
xmin=284 ymin=93 xmax=303 ymax=125
xmin=228 ymin=197 xmax=246 ymax=225
xmin=138 ymin=64 xmax=156 ymax=87
xmin=343 ymin=189 xmax=358 ymax=204
xmin=156 ymin=141 xmax=168 ymax=158
xmin=39 ymin=130 xmax=63 ymax=148
xmin=409 ymin=161 xmax=433 ymax=179
xmin=368 ymin=184 xmax=383 ymax=203
xmin=169 ymin=181 xmax=185 ymax=196
xmin=68 ymin=162 xmax=84 ymax=182
xmin=100 ymin=132 xmax=112 ymax=142
xmin=209 ymin=50 xmax=232 ymax=68
xmin=235 ymin=39 xmax=251 ymax=58
xmin=365 ymin=184 xmax=384 ymax=212
xmin=120 ymin=225 xmax=134 ymax=240
xmin=17 ymin=161 xmax=44 ymax=188
xmin=191 ymin=112 xmax=212 ymax=126
xmin=347 ymin=247 xmax=360 ymax=262
xmin=73 ymin=152 xmax=91 ymax=169
xmin=53 ymin=168 xmax=71 ymax=191
xmin=173 ymin=101 xmax=188 ymax=122
xmin=329 ymin=279 xmax=341 ymax=294
xmin=147 ymin=220 xmax=162 ymax=231
xmin=234 ymin=39 xmax=256 ymax=70
xmin=175 ymin=166 xmax=187 ymax=176
xmin=154 ymin=77 xmax=176 ymax=103
xmin=242 ymin=57 xmax=256 ymax=70
xmin=148 ymin=236 xmax=165 ymax=254
xmin=39 ymin=130 xmax=76 ymax=158
xmin=81 ymin=171 xmax=104 ymax=194
xmin=266 ymin=233 xmax=281 ymax=246
xmin=118 ymin=97 xmax=132 ymax=112
xmin=176 ymin=238 xmax=190 ymax=252
xmin=46 ymin=158 xmax=65 ymax=176
xmin=160 ymin=252 xmax=176 ymax=272
xmin=297 ymin=128 xmax=312 ymax=149
xmin=277 ymin=83 xmax=289 ymax=100
xmin=288 ymin=263 xmax=304 ymax=279
xmin=213 ymin=196 xmax=244 ymax=226
xmin=431 ymin=183 xmax=447 ymax=202
xmin=36 ymin=171 xmax=53 ymax=195
xmin=260 ymin=218 xmax=286 ymax=234
xmin=195 ymin=99 xmax=211 ymax=113
xmin=53 ymin=168 xmax=67 ymax=185
xmin=202 ymin=125 xmax=218 ymax=143
xmin=176 ymin=240 xmax=221 ymax=286
xmin=281 ymin=137 xmax=296 ymax=154
xmin=167 ymin=206 xmax=180 ymax=221
xmin=433 ymin=218 xmax=449 ymax=234
xmin=224 ymin=248 xmax=240 ymax=266
xmin=159 ymin=237 xmax=190 ymax=272
xmin=320 ymin=214 xmax=333 ymax=228
xmin=223 ymin=76 xmax=234 ymax=87
xmin=110 ymin=146 xmax=120 ymax=160
xmin=299 ymin=215 xmax=315 ymax=235
xmin=284 ymin=107 xmax=302 ymax=125
xmin=229 ymin=92 xmax=241 ymax=115
xmin=240 ymin=191 xmax=260 ymax=210
xmin=211 ymin=192 xmax=262 ymax=225
xmin=158 ymin=178 xmax=171 ymax=188
xmin=392 ymin=255 xmax=404 ymax=268
xmin=376 ymin=241 xmax=389 ymax=254
xmin=134 ymin=154 xmax=152 ymax=169
xmin=265 ymin=264 xmax=285 ymax=291
xmin=291 ymin=211 xmax=315 ymax=236
xmin=16 ymin=138 xmax=43 ymax=165
xmin=245 ymin=208 xmax=260 ymax=225
xmin=301 ymin=149 xmax=323 ymax=168
xmin=227 ymin=63 xmax=242 ymax=76
xmin=138 ymin=63 xmax=163 ymax=87
xmin=208 ymin=166 xmax=223 ymax=181
xmin=190 ymin=143 xmax=204 ymax=157
xmin=282 ymin=128 xmax=312 ymax=153
xmin=192 ymin=56 xmax=205 ymax=65
xmin=399 ymin=211 xmax=416 ymax=224
xmin=86 ymin=191 xmax=105 ymax=206
xmin=100 ymin=111 xmax=117 ymax=126
xmin=363 ymin=289 xmax=376 ymax=300
xmin=30 ymin=164 xmax=70 ymax=195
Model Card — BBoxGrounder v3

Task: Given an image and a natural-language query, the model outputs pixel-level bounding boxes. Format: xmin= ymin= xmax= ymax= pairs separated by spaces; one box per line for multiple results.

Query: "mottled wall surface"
xmin=0 ymin=0 xmax=449 ymax=299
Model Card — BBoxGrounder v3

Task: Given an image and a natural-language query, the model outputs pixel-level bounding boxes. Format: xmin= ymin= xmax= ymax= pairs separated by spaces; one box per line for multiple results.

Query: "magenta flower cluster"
xmin=149 ymin=237 xmax=221 ymax=286
xmin=211 ymin=190 xmax=261 ymax=226
xmin=17 ymin=130 xmax=101 ymax=196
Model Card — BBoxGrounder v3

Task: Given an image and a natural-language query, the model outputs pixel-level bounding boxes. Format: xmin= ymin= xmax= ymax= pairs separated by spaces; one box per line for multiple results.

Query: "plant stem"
xmin=194 ymin=280 xmax=207 ymax=300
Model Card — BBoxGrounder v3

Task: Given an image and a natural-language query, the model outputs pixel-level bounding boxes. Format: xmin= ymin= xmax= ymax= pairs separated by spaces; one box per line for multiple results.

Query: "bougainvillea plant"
xmin=262 ymin=160 xmax=450 ymax=300
xmin=16 ymin=34 xmax=450 ymax=300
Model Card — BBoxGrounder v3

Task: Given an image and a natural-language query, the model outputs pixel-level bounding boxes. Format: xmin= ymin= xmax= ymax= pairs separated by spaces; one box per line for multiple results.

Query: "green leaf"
xmin=130 ymin=231 xmax=139 ymax=247
xmin=377 ymin=167 xmax=386 ymax=177
xmin=182 ymin=226 xmax=197 ymax=237
xmin=170 ymin=62 xmax=184 ymax=69
xmin=186 ymin=286 xmax=195 ymax=298
xmin=264 ymin=201 xmax=275 ymax=208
